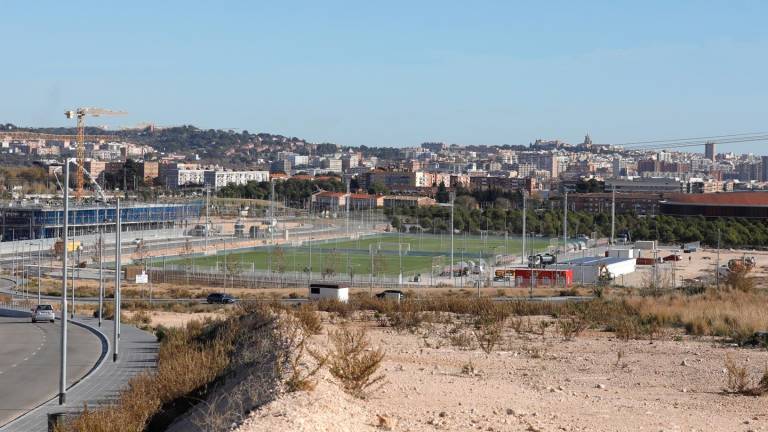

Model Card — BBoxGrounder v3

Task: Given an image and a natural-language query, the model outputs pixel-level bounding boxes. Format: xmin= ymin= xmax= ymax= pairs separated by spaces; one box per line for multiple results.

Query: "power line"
xmin=612 ymin=131 xmax=768 ymax=147
xmin=617 ymin=135 xmax=768 ymax=152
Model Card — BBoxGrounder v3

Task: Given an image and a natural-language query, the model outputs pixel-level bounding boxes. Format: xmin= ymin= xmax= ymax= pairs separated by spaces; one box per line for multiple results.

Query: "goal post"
xmin=370 ymin=242 xmax=411 ymax=255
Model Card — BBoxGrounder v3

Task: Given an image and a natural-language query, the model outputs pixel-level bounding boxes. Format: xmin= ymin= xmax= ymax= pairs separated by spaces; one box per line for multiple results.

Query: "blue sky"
xmin=3 ymin=1 xmax=768 ymax=152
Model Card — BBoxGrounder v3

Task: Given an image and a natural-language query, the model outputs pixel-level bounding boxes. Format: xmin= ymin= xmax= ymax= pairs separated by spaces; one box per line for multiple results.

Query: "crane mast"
xmin=65 ymin=107 xmax=127 ymax=201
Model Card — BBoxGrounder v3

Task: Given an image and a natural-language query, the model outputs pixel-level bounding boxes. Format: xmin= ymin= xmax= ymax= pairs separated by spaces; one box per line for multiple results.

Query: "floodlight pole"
xmin=98 ymin=210 xmax=104 ymax=327
xmin=716 ymin=228 xmax=721 ymax=290
xmin=610 ymin=185 xmax=616 ymax=245
xmin=113 ymin=198 xmax=121 ymax=362
xmin=450 ymin=191 xmax=455 ymax=286
xmin=59 ymin=162 xmax=70 ymax=405
xmin=37 ymin=241 xmax=42 ymax=305
xmin=521 ymin=191 xmax=526 ymax=265
xmin=563 ymin=191 xmax=568 ymax=259
xmin=205 ymin=187 xmax=210 ymax=250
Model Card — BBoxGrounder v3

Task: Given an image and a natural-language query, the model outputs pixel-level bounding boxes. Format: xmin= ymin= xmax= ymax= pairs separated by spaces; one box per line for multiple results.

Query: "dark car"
xmin=375 ymin=289 xmax=405 ymax=300
xmin=206 ymin=293 xmax=236 ymax=304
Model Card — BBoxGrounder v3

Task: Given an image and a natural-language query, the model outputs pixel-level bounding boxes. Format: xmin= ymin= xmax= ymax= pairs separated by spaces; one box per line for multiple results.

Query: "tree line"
xmin=385 ymin=200 xmax=768 ymax=248
xmin=217 ymin=177 xmax=345 ymax=206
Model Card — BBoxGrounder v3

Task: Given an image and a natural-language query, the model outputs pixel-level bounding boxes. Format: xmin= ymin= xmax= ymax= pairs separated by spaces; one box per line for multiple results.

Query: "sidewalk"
xmin=0 ymin=314 xmax=158 ymax=432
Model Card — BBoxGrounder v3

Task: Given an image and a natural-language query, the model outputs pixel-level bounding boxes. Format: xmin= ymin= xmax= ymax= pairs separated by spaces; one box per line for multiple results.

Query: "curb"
xmin=0 ymin=307 xmax=111 ymax=430
xmin=0 ymin=276 xmax=111 ymax=430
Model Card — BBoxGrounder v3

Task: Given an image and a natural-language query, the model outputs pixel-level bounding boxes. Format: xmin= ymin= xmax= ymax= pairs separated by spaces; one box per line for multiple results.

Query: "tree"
xmin=322 ymin=248 xmax=341 ymax=279
xmin=373 ymin=249 xmax=388 ymax=279
xmin=133 ymin=240 xmax=149 ymax=268
xmin=368 ymin=181 xmax=389 ymax=195
xmin=225 ymin=259 xmax=243 ymax=287
xmin=436 ymin=181 xmax=450 ymax=203
xmin=273 ymin=246 xmax=287 ymax=284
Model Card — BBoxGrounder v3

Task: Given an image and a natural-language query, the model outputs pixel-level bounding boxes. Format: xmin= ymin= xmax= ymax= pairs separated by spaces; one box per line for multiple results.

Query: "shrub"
xmin=292 ymin=305 xmax=323 ymax=335
xmin=724 ymin=355 xmax=768 ymax=396
xmin=60 ymin=307 xmax=279 ymax=432
xmin=280 ymin=317 xmax=325 ymax=392
xmin=557 ymin=317 xmax=588 ymax=341
xmin=325 ymin=327 xmax=385 ymax=399
xmin=474 ymin=321 xmax=504 ymax=354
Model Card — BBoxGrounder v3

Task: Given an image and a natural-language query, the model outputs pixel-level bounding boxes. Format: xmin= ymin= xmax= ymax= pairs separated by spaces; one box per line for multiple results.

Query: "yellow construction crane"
xmin=65 ymin=107 xmax=127 ymax=200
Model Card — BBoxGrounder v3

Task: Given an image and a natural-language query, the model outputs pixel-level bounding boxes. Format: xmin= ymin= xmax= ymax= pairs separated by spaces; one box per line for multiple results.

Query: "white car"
xmin=32 ymin=304 xmax=55 ymax=323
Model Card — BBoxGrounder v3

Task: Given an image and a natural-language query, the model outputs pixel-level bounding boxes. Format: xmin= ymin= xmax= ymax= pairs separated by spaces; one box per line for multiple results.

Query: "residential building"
xmin=348 ymin=193 xmax=384 ymax=210
xmin=321 ymin=158 xmax=342 ymax=173
xmin=569 ymin=192 xmax=663 ymax=215
xmin=311 ymin=191 xmax=346 ymax=211
xmin=605 ymin=177 xmax=685 ymax=193
xmin=382 ymin=195 xmax=437 ymax=208
xmin=705 ymin=142 xmax=716 ymax=161
xmin=203 ymin=170 xmax=270 ymax=189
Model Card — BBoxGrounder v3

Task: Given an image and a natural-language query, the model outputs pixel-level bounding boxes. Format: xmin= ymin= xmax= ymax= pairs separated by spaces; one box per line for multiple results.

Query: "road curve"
xmin=0 ymin=293 xmax=102 ymax=427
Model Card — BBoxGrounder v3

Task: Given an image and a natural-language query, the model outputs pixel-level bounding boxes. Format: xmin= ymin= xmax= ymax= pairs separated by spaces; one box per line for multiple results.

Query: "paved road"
xmin=0 ymin=310 xmax=101 ymax=427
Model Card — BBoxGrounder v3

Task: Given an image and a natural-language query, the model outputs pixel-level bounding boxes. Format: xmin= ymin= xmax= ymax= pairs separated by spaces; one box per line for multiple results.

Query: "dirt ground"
xmin=237 ymin=318 xmax=768 ymax=432
xmin=123 ymin=310 xmax=225 ymax=328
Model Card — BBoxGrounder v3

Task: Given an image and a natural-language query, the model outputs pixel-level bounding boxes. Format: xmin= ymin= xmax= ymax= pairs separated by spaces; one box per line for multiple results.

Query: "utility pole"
xmin=98 ymin=217 xmax=104 ymax=327
xmin=205 ymin=187 xmax=210 ymax=250
xmin=716 ymin=228 xmax=721 ymax=290
xmin=450 ymin=191 xmax=455 ymax=285
xmin=563 ymin=191 xmax=568 ymax=259
xmin=70 ymin=244 xmax=76 ymax=319
xmin=610 ymin=185 xmax=616 ymax=245
xmin=37 ymin=241 xmax=42 ymax=305
xmin=59 ymin=162 xmax=69 ymax=405
xmin=345 ymin=178 xmax=350 ymax=239
xmin=521 ymin=192 xmax=527 ymax=265
xmin=114 ymin=198 xmax=121 ymax=362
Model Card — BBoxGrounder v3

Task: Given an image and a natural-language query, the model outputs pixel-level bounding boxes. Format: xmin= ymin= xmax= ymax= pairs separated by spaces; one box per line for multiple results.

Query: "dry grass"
xmin=325 ymin=327 xmax=386 ymax=399
xmin=291 ymin=305 xmax=323 ymax=335
xmin=556 ymin=316 xmax=588 ymax=341
xmin=724 ymin=355 xmax=768 ymax=396
xmin=628 ymin=290 xmax=768 ymax=344
xmin=280 ymin=316 xmax=325 ymax=392
xmin=59 ymin=307 xmax=275 ymax=432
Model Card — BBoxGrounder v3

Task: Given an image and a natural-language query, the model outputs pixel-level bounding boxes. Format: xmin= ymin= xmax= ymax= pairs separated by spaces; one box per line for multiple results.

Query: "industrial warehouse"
xmin=661 ymin=191 xmax=768 ymax=218
xmin=0 ymin=202 xmax=202 ymax=241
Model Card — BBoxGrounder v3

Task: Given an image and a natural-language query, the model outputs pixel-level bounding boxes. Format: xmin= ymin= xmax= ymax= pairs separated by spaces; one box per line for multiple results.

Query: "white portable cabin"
xmin=309 ymin=283 xmax=349 ymax=303
xmin=556 ymin=256 xmax=636 ymax=284
xmin=607 ymin=248 xmax=634 ymax=259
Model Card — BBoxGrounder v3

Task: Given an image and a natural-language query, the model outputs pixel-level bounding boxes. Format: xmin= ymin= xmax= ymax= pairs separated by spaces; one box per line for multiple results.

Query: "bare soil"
xmin=237 ymin=317 xmax=768 ymax=432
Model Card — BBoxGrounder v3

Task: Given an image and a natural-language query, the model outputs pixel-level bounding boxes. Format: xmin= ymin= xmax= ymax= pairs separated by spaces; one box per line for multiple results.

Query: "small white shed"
xmin=309 ymin=283 xmax=349 ymax=302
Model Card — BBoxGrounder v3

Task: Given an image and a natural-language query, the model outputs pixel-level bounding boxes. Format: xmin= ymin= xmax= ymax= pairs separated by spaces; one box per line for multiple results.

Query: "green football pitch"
xmin=169 ymin=234 xmax=550 ymax=276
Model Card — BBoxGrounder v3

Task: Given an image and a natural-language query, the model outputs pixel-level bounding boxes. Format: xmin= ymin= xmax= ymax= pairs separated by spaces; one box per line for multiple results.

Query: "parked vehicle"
xmin=375 ymin=289 xmax=405 ymax=301
xmin=494 ymin=268 xmax=515 ymax=281
xmin=206 ymin=293 xmax=237 ymax=304
xmin=31 ymin=304 xmax=55 ymax=323
xmin=663 ymin=254 xmax=682 ymax=262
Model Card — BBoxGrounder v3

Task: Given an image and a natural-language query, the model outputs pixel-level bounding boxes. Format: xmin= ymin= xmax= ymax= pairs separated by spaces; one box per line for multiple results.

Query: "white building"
xmin=321 ymin=158 xmax=343 ymax=173
xmin=556 ymin=256 xmax=636 ymax=284
xmin=309 ymin=284 xmax=349 ymax=302
xmin=203 ymin=170 xmax=270 ymax=189
xmin=289 ymin=154 xmax=309 ymax=166
xmin=166 ymin=169 xmax=206 ymax=188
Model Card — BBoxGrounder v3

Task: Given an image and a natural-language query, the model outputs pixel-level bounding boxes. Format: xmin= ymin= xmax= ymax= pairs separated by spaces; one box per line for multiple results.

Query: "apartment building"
xmin=203 ymin=170 xmax=270 ymax=189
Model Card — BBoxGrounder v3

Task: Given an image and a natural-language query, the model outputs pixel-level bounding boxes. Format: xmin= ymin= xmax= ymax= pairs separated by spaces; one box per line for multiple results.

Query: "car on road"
xmin=31 ymin=304 xmax=55 ymax=323
xmin=206 ymin=293 xmax=237 ymax=304
xmin=376 ymin=290 xmax=406 ymax=301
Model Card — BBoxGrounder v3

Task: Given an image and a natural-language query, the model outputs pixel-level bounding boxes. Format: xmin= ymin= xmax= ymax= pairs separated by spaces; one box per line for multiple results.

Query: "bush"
xmin=60 ymin=307 xmax=279 ymax=432
xmin=474 ymin=321 xmax=504 ymax=354
xmin=292 ymin=305 xmax=323 ymax=335
xmin=557 ymin=317 xmax=588 ymax=341
xmin=325 ymin=327 xmax=385 ymax=399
